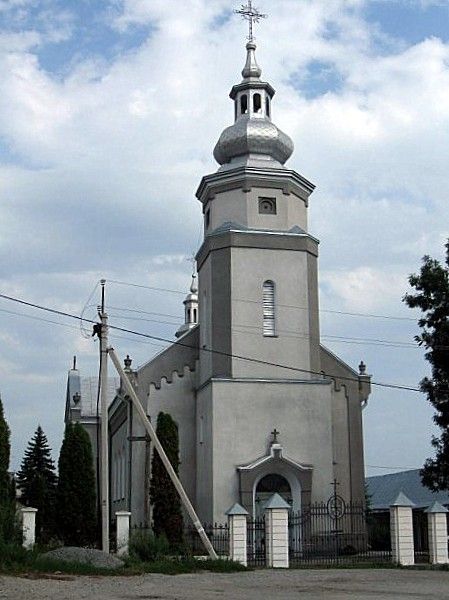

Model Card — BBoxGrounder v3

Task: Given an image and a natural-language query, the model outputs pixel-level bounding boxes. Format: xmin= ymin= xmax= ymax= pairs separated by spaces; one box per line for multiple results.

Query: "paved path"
xmin=1 ymin=568 xmax=449 ymax=599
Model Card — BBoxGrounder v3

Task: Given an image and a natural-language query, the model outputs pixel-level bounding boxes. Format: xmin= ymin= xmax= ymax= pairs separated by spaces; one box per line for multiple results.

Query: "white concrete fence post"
xmin=226 ymin=503 xmax=249 ymax=566
xmin=115 ymin=511 xmax=132 ymax=556
xmin=265 ymin=493 xmax=290 ymax=568
xmin=390 ymin=492 xmax=415 ymax=566
xmin=20 ymin=507 xmax=37 ymax=550
xmin=425 ymin=501 xmax=449 ymax=565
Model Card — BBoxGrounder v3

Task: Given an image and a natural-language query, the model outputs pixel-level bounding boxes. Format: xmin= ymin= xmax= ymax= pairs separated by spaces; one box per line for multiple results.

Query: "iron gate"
xmin=289 ymin=499 xmax=392 ymax=567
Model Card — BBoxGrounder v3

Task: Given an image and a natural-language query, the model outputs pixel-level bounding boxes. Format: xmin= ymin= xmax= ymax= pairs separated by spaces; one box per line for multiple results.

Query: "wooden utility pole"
xmin=99 ymin=279 xmax=110 ymax=553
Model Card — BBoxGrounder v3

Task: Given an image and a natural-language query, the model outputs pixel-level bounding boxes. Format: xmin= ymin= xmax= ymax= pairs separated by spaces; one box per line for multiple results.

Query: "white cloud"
xmin=0 ymin=0 xmax=446 ymax=473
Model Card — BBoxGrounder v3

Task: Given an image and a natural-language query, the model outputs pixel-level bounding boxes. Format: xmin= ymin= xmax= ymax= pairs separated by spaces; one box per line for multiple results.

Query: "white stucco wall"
xmin=197 ymin=378 xmax=335 ymax=522
xmin=230 ymin=246 xmax=315 ymax=379
xmin=146 ymin=366 xmax=197 ymax=507
xmin=207 ymin=186 xmax=307 ymax=233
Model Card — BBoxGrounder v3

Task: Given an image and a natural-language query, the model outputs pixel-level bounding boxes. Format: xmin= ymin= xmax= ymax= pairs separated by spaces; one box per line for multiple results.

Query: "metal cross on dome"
xmin=234 ymin=0 xmax=267 ymax=42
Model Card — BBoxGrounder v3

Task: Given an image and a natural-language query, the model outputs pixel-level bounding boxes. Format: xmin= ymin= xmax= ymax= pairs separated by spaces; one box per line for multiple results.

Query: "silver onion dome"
xmin=213 ymin=43 xmax=294 ymax=168
xmin=214 ymin=118 xmax=294 ymax=166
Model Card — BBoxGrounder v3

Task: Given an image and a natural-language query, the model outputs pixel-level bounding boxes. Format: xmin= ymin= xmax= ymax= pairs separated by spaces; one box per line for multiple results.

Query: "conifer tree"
xmin=149 ymin=412 xmax=183 ymax=546
xmin=404 ymin=239 xmax=449 ymax=491
xmin=0 ymin=397 xmax=15 ymax=542
xmin=0 ymin=398 xmax=10 ymax=506
xmin=16 ymin=426 xmax=57 ymax=542
xmin=56 ymin=422 xmax=96 ymax=546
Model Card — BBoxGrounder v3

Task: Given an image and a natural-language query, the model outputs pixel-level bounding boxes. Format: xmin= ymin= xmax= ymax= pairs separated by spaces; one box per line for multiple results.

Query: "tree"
xmin=56 ymin=422 xmax=96 ymax=546
xmin=16 ymin=426 xmax=57 ymax=542
xmin=404 ymin=239 xmax=449 ymax=491
xmin=0 ymin=397 xmax=10 ymax=506
xmin=0 ymin=397 xmax=16 ymax=543
xmin=149 ymin=412 xmax=183 ymax=546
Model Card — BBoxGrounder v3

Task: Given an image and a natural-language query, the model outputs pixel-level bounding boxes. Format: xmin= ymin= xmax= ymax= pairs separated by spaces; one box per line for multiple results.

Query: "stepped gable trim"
xmin=196 ymin=165 xmax=315 ymax=207
xmin=320 ymin=344 xmax=371 ymax=403
xmin=138 ymin=326 xmax=199 ymax=390
xmin=196 ymin=229 xmax=319 ymax=270
xmin=151 ymin=364 xmax=196 ymax=391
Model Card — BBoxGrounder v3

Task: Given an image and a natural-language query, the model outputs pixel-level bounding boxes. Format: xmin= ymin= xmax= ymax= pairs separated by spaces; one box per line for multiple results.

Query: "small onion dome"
xmin=189 ymin=273 xmax=198 ymax=296
xmin=214 ymin=118 xmax=293 ymax=166
xmin=213 ymin=42 xmax=294 ymax=167
xmin=241 ymin=41 xmax=261 ymax=79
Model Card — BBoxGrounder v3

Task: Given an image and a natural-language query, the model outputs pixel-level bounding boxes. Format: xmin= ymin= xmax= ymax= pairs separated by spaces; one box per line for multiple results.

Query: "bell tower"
xmin=196 ymin=40 xmax=321 ymax=384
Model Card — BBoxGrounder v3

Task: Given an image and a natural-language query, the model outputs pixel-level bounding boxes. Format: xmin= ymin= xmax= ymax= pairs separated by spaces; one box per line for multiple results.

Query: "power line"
xmin=106 ymin=307 xmax=421 ymax=349
xmin=107 ymin=279 xmax=417 ymax=322
xmin=0 ymin=291 xmax=423 ymax=393
xmin=5 ymin=300 xmax=415 ymax=351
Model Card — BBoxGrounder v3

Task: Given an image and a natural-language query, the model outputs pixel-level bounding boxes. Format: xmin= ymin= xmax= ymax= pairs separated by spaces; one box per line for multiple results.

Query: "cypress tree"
xmin=56 ymin=422 xmax=97 ymax=546
xmin=0 ymin=397 xmax=15 ymax=542
xmin=0 ymin=398 xmax=10 ymax=506
xmin=149 ymin=412 xmax=183 ymax=546
xmin=404 ymin=239 xmax=449 ymax=491
xmin=16 ymin=426 xmax=57 ymax=542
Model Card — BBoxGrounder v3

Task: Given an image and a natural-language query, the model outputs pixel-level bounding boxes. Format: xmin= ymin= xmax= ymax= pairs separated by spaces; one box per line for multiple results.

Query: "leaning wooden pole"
xmin=108 ymin=347 xmax=218 ymax=560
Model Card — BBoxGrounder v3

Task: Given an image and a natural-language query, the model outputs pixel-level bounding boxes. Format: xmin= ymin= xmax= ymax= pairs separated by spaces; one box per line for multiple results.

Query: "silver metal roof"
xmin=213 ymin=42 xmax=293 ymax=168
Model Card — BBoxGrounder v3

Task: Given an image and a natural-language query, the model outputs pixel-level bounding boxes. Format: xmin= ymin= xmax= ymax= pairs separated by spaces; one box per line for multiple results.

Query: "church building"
xmin=106 ymin=40 xmax=371 ymax=525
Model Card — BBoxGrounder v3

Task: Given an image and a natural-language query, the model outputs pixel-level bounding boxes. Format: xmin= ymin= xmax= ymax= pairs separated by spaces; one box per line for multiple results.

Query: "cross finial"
xmin=271 ymin=428 xmax=280 ymax=443
xmin=234 ymin=1 xmax=267 ymax=42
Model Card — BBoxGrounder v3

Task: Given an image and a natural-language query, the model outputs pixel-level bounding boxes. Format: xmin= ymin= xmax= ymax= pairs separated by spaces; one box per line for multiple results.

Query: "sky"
xmin=0 ymin=0 xmax=448 ymax=482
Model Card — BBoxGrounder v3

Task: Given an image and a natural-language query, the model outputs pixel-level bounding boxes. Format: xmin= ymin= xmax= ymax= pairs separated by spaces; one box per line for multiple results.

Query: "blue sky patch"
xmin=365 ymin=0 xmax=449 ymax=45
xmin=290 ymin=60 xmax=344 ymax=99
xmin=0 ymin=0 xmax=155 ymax=77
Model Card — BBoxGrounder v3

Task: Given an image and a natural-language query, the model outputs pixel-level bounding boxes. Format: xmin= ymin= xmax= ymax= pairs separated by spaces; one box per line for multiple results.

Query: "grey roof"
xmin=265 ymin=492 xmax=291 ymax=510
xmin=366 ymin=469 xmax=449 ymax=510
xmin=390 ymin=491 xmax=415 ymax=507
xmin=425 ymin=501 xmax=448 ymax=514
xmin=210 ymin=221 xmax=308 ymax=237
xmin=79 ymin=376 xmax=120 ymax=417
xmin=225 ymin=503 xmax=249 ymax=516
xmin=66 ymin=368 xmax=119 ymax=421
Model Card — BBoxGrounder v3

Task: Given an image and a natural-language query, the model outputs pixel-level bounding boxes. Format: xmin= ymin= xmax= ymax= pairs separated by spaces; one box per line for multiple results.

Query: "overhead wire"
xmin=107 ymin=278 xmax=417 ymax=322
xmin=0 ymin=291 xmax=423 ymax=393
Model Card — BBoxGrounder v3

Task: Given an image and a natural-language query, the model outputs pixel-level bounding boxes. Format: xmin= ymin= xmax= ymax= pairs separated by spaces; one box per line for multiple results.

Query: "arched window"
xmin=253 ymin=93 xmax=262 ymax=113
xmin=266 ymin=96 xmax=270 ymax=117
xmin=240 ymin=94 xmax=248 ymax=115
xmin=263 ymin=280 xmax=276 ymax=336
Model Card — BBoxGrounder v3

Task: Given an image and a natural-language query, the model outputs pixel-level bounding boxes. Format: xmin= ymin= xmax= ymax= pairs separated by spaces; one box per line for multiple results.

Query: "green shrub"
xmin=0 ymin=540 xmax=33 ymax=570
xmin=129 ymin=529 xmax=170 ymax=562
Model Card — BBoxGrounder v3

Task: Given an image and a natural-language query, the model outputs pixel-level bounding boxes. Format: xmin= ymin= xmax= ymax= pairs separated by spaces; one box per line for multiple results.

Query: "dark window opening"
xmin=259 ymin=197 xmax=277 ymax=215
xmin=253 ymin=93 xmax=262 ymax=113
xmin=205 ymin=209 xmax=210 ymax=228
xmin=266 ymin=96 xmax=270 ymax=117
xmin=240 ymin=94 xmax=248 ymax=115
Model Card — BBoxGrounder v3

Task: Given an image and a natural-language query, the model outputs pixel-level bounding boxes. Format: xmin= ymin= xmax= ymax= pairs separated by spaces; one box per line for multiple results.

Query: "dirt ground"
xmin=1 ymin=568 xmax=449 ymax=600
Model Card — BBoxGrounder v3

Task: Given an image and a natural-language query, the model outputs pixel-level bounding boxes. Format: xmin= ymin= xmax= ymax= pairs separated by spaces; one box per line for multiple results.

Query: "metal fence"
xmin=288 ymin=500 xmax=392 ymax=567
xmin=247 ymin=515 xmax=266 ymax=567
xmin=413 ymin=510 xmax=429 ymax=564
xmin=184 ymin=523 xmax=229 ymax=557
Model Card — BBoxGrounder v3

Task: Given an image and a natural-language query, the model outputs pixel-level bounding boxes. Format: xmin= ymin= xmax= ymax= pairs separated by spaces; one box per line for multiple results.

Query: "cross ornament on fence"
xmin=234 ymin=0 xmax=267 ymax=42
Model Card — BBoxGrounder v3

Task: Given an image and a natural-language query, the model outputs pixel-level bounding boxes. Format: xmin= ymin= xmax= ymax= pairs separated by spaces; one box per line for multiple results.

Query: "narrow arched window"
xmin=263 ymin=280 xmax=276 ymax=336
xmin=240 ymin=94 xmax=248 ymax=115
xmin=253 ymin=93 xmax=262 ymax=113
xmin=266 ymin=96 xmax=270 ymax=117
